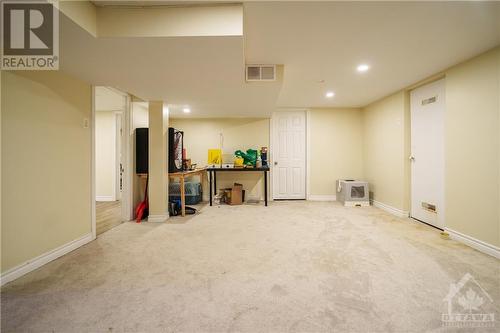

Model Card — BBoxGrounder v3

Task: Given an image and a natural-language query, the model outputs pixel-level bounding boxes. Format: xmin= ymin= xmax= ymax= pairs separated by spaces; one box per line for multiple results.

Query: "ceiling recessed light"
xmin=357 ymin=64 xmax=370 ymax=72
xmin=183 ymin=107 xmax=191 ymax=113
xmin=325 ymin=91 xmax=335 ymax=98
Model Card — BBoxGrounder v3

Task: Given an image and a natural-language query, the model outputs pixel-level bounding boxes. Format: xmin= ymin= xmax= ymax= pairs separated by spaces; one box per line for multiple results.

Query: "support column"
xmin=147 ymin=101 xmax=169 ymax=222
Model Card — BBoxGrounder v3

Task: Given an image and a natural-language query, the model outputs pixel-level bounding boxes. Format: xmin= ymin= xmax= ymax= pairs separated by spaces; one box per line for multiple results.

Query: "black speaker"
xmin=136 ymin=128 xmax=148 ymax=174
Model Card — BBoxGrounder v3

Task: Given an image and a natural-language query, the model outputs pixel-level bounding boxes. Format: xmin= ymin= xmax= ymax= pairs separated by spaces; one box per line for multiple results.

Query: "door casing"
xmin=91 ymin=87 xmax=132 ymax=240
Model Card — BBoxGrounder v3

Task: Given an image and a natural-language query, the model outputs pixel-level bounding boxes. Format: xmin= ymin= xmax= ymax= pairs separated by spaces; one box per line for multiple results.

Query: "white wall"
xmin=95 ymin=111 xmax=116 ymax=200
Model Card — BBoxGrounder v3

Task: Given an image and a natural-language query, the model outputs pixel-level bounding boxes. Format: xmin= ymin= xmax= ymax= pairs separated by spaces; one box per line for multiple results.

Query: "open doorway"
xmin=94 ymin=86 xmax=130 ymax=235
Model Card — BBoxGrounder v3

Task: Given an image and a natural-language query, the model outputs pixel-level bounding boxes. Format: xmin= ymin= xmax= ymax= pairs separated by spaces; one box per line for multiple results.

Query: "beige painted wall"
xmin=309 ymin=108 xmax=364 ymax=196
xmin=1 ymin=71 xmax=92 ymax=273
xmin=58 ymin=0 xmax=97 ymax=37
xmin=445 ymin=47 xmax=500 ymax=247
xmin=362 ymin=91 xmax=410 ymax=212
xmin=147 ymin=102 xmax=169 ymax=221
xmin=132 ymin=102 xmax=149 ymax=210
xmin=95 ymin=111 xmax=116 ymax=199
xmin=361 ymin=46 xmax=499 ymax=248
xmin=169 ymin=118 xmax=269 ymax=200
xmin=97 ymin=4 xmax=243 ymax=37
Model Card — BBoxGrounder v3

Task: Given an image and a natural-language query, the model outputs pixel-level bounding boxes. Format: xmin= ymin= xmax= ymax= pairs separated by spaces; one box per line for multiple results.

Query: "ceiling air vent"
xmin=246 ymin=65 xmax=276 ymax=82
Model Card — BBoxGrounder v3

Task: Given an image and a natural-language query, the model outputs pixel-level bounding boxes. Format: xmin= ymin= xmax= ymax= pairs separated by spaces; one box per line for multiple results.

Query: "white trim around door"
xmin=306 ymin=109 xmax=311 ymax=200
xmin=91 ymin=86 xmax=97 ymax=239
xmin=114 ymin=111 xmax=123 ymax=201
xmin=122 ymin=94 xmax=133 ymax=221
xmin=92 ymin=87 xmax=133 ymax=240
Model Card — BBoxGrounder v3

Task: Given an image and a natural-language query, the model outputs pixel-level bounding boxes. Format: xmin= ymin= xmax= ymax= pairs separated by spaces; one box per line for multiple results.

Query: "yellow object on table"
xmin=234 ymin=156 xmax=244 ymax=167
xmin=208 ymin=149 xmax=222 ymax=166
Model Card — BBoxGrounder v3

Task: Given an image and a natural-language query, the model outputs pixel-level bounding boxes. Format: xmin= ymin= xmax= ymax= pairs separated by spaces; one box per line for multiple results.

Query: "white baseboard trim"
xmin=1 ymin=233 xmax=94 ymax=286
xmin=344 ymin=201 xmax=370 ymax=207
xmin=371 ymin=200 xmax=409 ymax=218
xmin=96 ymin=196 xmax=114 ymax=202
xmin=445 ymin=228 xmax=500 ymax=259
xmin=308 ymin=195 xmax=336 ymax=201
xmin=147 ymin=214 xmax=169 ymax=223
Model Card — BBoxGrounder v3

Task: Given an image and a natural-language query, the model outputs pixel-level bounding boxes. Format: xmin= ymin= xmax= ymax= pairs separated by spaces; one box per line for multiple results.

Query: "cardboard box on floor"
xmin=225 ymin=183 xmax=243 ymax=205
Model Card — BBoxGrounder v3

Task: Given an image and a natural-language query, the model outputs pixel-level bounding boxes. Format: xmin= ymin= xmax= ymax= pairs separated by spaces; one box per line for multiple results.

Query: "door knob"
xmin=409 ymin=156 xmax=415 ymax=162
xmin=274 ymin=161 xmax=278 ymax=165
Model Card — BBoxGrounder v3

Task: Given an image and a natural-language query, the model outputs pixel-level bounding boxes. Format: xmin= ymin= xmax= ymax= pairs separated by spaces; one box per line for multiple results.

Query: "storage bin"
xmin=169 ymin=181 xmax=202 ymax=205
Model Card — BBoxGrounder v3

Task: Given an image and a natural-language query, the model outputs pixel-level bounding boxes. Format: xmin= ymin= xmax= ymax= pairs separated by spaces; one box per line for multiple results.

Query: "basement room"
xmin=1 ymin=1 xmax=499 ymax=332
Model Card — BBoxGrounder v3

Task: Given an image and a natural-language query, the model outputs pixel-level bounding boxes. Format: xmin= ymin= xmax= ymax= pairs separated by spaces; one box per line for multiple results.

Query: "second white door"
xmin=272 ymin=110 xmax=306 ymax=199
xmin=410 ymin=79 xmax=445 ymax=228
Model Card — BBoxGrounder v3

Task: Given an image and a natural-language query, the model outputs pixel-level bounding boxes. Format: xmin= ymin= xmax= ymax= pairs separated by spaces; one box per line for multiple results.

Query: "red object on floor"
xmin=135 ymin=176 xmax=148 ymax=223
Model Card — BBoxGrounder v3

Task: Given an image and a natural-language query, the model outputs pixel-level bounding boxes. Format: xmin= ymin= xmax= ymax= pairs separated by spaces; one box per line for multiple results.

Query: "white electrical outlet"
xmin=83 ymin=118 xmax=90 ymax=128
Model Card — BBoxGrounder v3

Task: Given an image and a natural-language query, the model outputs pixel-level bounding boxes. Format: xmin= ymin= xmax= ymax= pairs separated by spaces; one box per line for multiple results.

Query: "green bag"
xmin=235 ymin=149 xmax=258 ymax=166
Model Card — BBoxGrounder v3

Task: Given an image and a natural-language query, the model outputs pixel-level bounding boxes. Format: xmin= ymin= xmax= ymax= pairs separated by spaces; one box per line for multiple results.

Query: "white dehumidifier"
xmin=336 ymin=180 xmax=370 ymax=207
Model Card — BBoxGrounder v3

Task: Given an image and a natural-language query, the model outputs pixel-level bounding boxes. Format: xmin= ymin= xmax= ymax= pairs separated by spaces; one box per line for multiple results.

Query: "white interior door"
xmin=410 ymin=79 xmax=445 ymax=228
xmin=272 ymin=111 xmax=306 ymax=199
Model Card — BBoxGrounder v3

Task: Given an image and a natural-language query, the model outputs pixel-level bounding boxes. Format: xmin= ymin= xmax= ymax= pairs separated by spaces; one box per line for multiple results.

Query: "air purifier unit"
xmin=336 ymin=180 xmax=370 ymax=207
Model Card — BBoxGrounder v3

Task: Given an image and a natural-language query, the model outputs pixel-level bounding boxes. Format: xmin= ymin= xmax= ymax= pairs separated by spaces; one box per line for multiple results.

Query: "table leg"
xmin=180 ymin=175 xmax=186 ymax=217
xmin=214 ymin=171 xmax=217 ymax=196
xmin=264 ymin=171 xmax=268 ymax=206
xmin=209 ymin=171 xmax=212 ymax=206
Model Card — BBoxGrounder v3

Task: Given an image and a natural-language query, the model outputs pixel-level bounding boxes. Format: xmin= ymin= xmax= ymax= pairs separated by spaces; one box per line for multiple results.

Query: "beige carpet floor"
xmin=1 ymin=201 xmax=499 ymax=332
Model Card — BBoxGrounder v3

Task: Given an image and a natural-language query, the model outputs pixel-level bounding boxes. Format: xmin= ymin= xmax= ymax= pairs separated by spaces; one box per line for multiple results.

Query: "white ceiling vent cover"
xmin=246 ymin=65 xmax=276 ymax=82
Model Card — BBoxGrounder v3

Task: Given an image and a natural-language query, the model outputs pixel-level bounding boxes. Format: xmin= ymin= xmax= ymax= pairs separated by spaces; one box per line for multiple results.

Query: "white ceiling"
xmin=244 ymin=1 xmax=500 ymax=108
xmin=60 ymin=16 xmax=282 ymax=117
xmin=60 ymin=1 xmax=500 ymax=117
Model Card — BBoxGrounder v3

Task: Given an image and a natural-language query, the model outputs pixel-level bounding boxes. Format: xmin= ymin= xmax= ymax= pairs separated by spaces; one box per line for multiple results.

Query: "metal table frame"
xmin=207 ymin=167 xmax=270 ymax=206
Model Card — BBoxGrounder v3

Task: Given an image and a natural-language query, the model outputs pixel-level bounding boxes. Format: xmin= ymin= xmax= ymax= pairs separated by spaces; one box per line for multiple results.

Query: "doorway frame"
xmin=91 ymin=86 xmax=96 ymax=239
xmin=114 ymin=111 xmax=123 ymax=201
xmin=91 ymin=86 xmax=133 ymax=239
xmin=270 ymin=109 xmax=308 ymax=201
